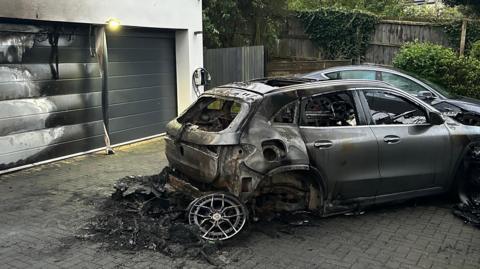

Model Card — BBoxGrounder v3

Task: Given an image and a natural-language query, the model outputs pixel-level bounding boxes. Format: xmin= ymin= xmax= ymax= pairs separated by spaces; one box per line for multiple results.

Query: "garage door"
xmin=0 ymin=21 xmax=176 ymax=171
xmin=106 ymin=28 xmax=177 ymax=144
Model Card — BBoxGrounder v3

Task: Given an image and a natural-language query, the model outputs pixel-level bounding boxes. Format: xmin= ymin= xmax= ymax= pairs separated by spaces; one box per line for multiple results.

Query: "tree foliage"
xmin=397 ymin=3 xmax=463 ymax=22
xmin=288 ymin=0 xmax=409 ymax=17
xmin=471 ymin=40 xmax=480 ymax=60
xmin=443 ymin=19 xmax=480 ymax=52
xmin=203 ymin=0 xmax=288 ymax=48
xmin=444 ymin=0 xmax=480 ymax=17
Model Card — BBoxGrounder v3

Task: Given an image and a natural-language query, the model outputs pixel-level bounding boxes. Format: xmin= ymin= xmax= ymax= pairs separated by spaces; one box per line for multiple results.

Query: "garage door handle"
xmin=383 ymin=135 xmax=400 ymax=144
xmin=314 ymin=140 xmax=333 ymax=149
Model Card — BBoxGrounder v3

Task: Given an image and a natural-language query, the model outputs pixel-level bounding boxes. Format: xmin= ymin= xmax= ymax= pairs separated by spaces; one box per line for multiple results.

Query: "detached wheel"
xmin=188 ymin=193 xmax=247 ymax=241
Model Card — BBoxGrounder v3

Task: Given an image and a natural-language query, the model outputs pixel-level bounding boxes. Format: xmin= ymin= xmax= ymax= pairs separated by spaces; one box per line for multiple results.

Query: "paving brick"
xmin=0 ymin=137 xmax=479 ymax=269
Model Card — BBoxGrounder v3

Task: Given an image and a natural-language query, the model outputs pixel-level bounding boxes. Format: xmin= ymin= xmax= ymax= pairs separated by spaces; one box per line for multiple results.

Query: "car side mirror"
xmin=429 ymin=111 xmax=445 ymax=125
xmin=418 ymin=91 xmax=435 ymax=100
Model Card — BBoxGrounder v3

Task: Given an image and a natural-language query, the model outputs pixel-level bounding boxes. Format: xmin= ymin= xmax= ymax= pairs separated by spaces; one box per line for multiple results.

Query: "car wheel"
xmin=187 ymin=193 xmax=248 ymax=241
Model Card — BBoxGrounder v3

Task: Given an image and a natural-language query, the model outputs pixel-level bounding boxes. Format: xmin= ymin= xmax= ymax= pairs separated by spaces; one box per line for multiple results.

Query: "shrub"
xmin=399 ymin=3 xmax=463 ymax=22
xmin=471 ymin=40 xmax=480 ymax=60
xmin=393 ymin=42 xmax=480 ymax=99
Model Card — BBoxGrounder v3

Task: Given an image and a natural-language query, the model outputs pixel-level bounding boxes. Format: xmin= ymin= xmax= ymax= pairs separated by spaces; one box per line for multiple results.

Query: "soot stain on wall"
xmin=0 ymin=22 xmax=177 ymax=171
xmin=0 ymin=22 xmax=99 ymax=171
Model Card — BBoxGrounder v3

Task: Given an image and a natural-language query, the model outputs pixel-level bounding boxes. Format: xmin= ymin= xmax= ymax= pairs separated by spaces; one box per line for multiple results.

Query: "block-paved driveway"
xmin=0 ymin=137 xmax=479 ymax=269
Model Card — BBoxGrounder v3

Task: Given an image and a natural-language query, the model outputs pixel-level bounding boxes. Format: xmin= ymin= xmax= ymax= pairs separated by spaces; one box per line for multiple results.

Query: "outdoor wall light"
xmin=106 ymin=18 xmax=121 ymax=31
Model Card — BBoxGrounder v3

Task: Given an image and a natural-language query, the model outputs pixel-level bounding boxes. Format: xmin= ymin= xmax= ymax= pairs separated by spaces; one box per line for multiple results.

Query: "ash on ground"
xmin=77 ymin=169 xmax=229 ymax=266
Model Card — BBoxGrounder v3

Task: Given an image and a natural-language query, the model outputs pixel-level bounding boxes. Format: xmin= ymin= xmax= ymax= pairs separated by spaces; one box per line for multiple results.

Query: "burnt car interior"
xmin=301 ymin=91 xmax=358 ymax=127
xmin=177 ymin=97 xmax=242 ymax=132
xmin=364 ymin=90 xmax=428 ymax=125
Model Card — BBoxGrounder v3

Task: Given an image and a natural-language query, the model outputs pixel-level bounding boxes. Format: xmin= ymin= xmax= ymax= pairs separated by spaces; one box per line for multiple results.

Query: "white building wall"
xmin=0 ymin=0 xmax=203 ymax=113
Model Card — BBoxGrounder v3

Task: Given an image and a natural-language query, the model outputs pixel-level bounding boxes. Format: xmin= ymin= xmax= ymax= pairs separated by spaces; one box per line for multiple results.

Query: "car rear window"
xmin=178 ymin=97 xmax=244 ymax=132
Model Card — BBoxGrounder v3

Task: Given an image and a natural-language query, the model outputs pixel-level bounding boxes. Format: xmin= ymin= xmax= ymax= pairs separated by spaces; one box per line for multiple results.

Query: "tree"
xmin=287 ymin=0 xmax=409 ymax=17
xmin=203 ymin=0 xmax=288 ymax=48
xmin=203 ymin=0 xmax=246 ymax=48
xmin=444 ymin=0 xmax=480 ymax=16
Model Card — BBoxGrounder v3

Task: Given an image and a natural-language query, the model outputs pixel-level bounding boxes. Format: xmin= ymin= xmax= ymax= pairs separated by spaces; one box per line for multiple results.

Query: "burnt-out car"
xmin=165 ymin=79 xmax=480 ymax=240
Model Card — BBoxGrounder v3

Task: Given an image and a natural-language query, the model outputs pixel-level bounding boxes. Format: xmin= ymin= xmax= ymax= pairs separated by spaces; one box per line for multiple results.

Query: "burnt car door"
xmin=359 ymin=89 xmax=451 ymax=200
xmin=299 ymin=90 xmax=381 ymax=201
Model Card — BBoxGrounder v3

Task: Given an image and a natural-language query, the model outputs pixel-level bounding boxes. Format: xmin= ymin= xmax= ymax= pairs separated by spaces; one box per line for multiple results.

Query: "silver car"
xmin=164 ymin=79 xmax=480 ymax=240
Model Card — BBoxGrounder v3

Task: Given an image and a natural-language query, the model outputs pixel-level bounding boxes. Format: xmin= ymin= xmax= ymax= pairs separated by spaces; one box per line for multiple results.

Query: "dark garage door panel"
xmin=107 ymin=28 xmax=177 ymax=145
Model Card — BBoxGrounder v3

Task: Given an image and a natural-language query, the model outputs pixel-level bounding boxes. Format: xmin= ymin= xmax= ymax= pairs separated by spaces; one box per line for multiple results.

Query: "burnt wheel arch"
xmin=255 ymin=170 xmax=325 ymax=214
xmin=451 ymin=142 xmax=480 ymax=200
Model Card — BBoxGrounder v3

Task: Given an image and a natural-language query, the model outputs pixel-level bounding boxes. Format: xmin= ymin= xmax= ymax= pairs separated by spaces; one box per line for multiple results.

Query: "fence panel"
xmin=273 ymin=18 xmax=452 ymax=66
xmin=267 ymin=58 xmax=352 ymax=77
xmin=365 ymin=20 xmax=450 ymax=65
xmin=204 ymin=46 xmax=264 ymax=88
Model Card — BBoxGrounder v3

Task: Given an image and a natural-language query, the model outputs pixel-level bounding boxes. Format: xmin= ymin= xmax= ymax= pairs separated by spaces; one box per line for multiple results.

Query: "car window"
xmin=364 ymin=90 xmax=428 ymax=125
xmin=325 ymin=72 xmax=340 ymax=79
xmin=178 ymin=97 xmax=244 ymax=132
xmin=326 ymin=70 xmax=376 ymax=80
xmin=273 ymin=101 xmax=297 ymax=124
xmin=301 ymin=91 xmax=359 ymax=127
xmin=381 ymin=72 xmax=428 ymax=95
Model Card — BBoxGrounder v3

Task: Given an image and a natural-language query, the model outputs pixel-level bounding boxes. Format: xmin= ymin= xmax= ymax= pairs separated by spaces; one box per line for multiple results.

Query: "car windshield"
xmin=406 ymin=73 xmax=457 ymax=99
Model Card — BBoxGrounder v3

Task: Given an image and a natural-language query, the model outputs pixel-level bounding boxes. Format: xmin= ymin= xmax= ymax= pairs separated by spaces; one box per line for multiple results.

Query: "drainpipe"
xmin=95 ymin=26 xmax=114 ymax=155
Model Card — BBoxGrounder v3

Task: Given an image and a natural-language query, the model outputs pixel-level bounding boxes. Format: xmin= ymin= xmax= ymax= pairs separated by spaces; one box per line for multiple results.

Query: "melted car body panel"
xmin=241 ymin=91 xmax=309 ymax=175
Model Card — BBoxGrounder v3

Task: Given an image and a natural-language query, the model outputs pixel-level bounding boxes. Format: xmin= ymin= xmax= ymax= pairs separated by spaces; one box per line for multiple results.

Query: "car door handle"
xmin=314 ymin=140 xmax=333 ymax=149
xmin=383 ymin=135 xmax=400 ymax=144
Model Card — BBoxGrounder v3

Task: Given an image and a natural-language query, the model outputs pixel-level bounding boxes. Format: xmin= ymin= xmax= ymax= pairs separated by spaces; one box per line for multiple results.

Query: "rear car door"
xmin=360 ymin=89 xmax=450 ymax=198
xmin=299 ymin=90 xmax=380 ymax=201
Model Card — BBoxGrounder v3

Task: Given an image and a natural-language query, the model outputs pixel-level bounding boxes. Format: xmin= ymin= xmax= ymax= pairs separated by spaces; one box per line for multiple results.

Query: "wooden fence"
xmin=273 ymin=18 xmax=452 ymax=66
xmin=204 ymin=46 xmax=265 ymax=88
xmin=267 ymin=58 xmax=352 ymax=77
xmin=365 ymin=20 xmax=450 ymax=64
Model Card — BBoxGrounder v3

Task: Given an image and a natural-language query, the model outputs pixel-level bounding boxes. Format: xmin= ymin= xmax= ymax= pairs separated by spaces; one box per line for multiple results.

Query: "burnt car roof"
xmin=214 ymin=79 xmax=395 ymax=96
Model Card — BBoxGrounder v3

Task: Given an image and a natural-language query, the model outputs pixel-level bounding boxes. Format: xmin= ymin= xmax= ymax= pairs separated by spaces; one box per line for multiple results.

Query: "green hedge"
xmin=393 ymin=42 xmax=480 ymax=99
xmin=471 ymin=40 xmax=480 ymax=60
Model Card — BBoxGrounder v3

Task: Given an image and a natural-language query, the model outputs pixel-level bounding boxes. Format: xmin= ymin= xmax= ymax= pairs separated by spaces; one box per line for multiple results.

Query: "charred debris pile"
xmin=77 ymin=169 xmax=230 ymax=266
xmin=77 ymin=167 xmax=480 ymax=264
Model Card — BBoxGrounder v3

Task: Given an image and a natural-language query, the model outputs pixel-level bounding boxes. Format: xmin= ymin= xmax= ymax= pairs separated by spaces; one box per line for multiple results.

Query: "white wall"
xmin=0 ymin=0 xmax=203 ymax=113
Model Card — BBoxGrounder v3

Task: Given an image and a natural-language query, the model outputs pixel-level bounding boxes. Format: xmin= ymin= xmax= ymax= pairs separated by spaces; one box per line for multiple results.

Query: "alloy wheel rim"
xmin=188 ymin=193 xmax=247 ymax=240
